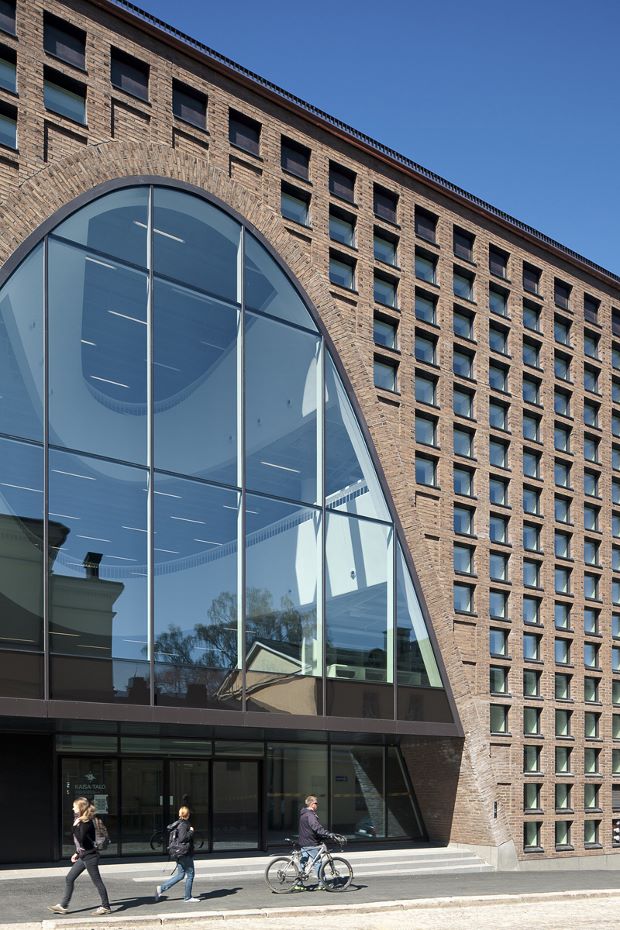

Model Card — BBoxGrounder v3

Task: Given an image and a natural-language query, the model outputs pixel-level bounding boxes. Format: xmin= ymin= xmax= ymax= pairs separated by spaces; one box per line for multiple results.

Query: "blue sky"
xmin=134 ymin=0 xmax=620 ymax=274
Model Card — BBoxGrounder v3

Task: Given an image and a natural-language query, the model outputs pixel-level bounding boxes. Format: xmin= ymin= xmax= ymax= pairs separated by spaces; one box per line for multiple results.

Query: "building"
xmin=0 ymin=0 xmax=619 ymax=869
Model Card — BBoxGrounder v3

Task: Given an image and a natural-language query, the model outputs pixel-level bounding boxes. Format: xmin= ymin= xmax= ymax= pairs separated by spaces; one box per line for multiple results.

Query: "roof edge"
xmin=95 ymin=0 xmax=620 ymax=290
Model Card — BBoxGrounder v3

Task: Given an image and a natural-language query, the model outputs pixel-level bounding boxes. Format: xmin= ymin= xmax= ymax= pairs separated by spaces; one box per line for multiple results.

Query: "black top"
xmin=73 ymin=819 xmax=96 ymax=856
xmin=167 ymin=818 xmax=194 ymax=855
xmin=298 ymin=806 xmax=331 ymax=847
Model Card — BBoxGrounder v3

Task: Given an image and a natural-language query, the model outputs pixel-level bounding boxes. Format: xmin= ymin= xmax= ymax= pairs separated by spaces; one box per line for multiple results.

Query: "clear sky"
xmin=132 ymin=0 xmax=620 ymax=274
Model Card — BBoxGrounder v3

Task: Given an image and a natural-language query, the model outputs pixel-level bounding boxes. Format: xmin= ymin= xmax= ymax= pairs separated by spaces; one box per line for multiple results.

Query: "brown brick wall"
xmin=2 ymin=0 xmax=620 ymax=862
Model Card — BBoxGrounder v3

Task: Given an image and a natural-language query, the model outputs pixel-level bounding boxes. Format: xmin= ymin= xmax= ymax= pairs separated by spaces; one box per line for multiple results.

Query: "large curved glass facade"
xmin=0 ymin=183 xmax=450 ymax=722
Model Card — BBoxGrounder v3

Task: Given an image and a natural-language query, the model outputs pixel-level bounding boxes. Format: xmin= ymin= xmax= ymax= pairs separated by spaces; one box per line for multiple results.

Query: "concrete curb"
xmin=14 ymin=888 xmax=620 ymax=930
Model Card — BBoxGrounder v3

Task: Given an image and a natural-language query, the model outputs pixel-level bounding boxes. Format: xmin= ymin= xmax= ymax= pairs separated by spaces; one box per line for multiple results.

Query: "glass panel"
xmin=212 ymin=759 xmax=259 ymax=850
xmin=0 ymin=437 xmax=44 ymax=698
xmin=326 ymin=512 xmax=392 ymax=719
xmin=153 ymin=475 xmax=240 ymax=710
xmin=0 ymin=110 xmax=15 ymax=148
xmin=48 ymin=238 xmax=147 ymax=465
xmin=0 ymin=54 xmax=15 ymax=93
xmin=153 ymin=278 xmax=237 ymax=485
xmin=245 ymin=493 xmax=321 ymax=714
xmin=245 ymin=313 xmax=319 ymax=503
xmin=245 ymin=231 xmax=316 ymax=331
xmin=396 ymin=544 xmax=450 ymax=722
xmin=386 ymin=746 xmax=423 ymax=839
xmin=154 ymin=188 xmax=240 ymax=304
xmin=325 ymin=356 xmax=389 ymax=521
xmin=53 ymin=187 xmax=148 ymax=269
xmin=0 ymin=244 xmax=44 ymax=441
xmin=281 ymin=189 xmax=308 ymax=225
xmin=267 ymin=742 xmax=327 ymax=844
xmin=49 ymin=450 xmax=149 ymax=704
xmin=61 ymin=758 xmax=118 ymax=857
xmin=169 ymin=760 xmax=209 ymax=851
xmin=331 ymin=745 xmax=385 ymax=839
xmin=120 ymin=759 xmax=162 ymax=854
xmin=44 ymin=78 xmax=85 ymax=124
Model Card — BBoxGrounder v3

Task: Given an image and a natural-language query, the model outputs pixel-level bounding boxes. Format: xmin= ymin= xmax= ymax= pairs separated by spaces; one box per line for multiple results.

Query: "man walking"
xmin=297 ymin=795 xmax=334 ymax=889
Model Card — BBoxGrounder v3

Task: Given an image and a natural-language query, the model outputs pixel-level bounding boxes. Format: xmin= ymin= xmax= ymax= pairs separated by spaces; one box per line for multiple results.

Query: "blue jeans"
xmin=299 ymin=846 xmax=322 ymax=881
xmin=160 ymin=854 xmax=195 ymax=899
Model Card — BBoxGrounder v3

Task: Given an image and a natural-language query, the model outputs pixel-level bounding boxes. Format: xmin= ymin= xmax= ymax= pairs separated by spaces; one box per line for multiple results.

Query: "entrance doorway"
xmin=61 ymin=757 xmax=261 ymax=856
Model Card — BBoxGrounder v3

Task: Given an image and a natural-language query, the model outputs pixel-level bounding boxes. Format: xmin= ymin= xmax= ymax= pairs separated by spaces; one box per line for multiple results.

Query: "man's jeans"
xmin=299 ymin=846 xmax=322 ymax=881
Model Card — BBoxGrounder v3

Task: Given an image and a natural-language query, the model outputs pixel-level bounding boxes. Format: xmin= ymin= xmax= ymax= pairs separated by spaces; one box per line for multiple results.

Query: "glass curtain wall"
xmin=0 ymin=183 xmax=448 ymax=722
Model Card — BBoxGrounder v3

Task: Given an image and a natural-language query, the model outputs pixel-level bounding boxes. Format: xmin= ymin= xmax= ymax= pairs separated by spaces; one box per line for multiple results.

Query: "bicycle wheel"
xmin=149 ymin=830 xmax=164 ymax=851
xmin=265 ymin=856 xmax=301 ymax=893
xmin=318 ymin=856 xmax=353 ymax=891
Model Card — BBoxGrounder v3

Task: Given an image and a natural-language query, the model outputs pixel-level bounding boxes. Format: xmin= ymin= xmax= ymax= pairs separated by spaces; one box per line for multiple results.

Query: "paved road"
xmin=1 ymin=860 xmax=620 ymax=925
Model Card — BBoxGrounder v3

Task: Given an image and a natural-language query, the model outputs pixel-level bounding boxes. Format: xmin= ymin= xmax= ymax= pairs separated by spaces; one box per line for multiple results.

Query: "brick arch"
xmin=0 ymin=141 xmax=513 ymax=857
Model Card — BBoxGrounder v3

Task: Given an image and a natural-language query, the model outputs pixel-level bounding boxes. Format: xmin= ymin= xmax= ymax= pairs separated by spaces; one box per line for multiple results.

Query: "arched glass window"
xmin=0 ymin=183 xmax=450 ymax=722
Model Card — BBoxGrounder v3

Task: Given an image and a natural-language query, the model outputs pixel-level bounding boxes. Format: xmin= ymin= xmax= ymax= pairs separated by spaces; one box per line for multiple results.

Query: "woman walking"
xmin=48 ymin=797 xmax=111 ymax=916
xmin=155 ymin=805 xmax=199 ymax=903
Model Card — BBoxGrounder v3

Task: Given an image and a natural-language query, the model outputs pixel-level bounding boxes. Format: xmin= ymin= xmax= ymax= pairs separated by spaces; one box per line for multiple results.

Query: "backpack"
xmin=93 ymin=816 xmax=110 ymax=851
xmin=167 ymin=821 xmax=190 ymax=859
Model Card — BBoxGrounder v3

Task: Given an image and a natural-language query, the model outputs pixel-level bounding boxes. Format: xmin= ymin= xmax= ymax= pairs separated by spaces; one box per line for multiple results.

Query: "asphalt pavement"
xmin=1 ymin=848 xmax=620 ymax=926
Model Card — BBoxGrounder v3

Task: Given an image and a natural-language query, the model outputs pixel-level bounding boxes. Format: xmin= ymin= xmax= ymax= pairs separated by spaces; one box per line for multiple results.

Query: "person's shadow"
xmin=110 ymin=888 xmax=242 ymax=911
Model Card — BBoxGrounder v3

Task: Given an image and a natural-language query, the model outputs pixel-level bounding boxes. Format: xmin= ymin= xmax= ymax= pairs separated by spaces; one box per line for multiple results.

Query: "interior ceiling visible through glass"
xmin=0 ymin=183 xmax=449 ymax=723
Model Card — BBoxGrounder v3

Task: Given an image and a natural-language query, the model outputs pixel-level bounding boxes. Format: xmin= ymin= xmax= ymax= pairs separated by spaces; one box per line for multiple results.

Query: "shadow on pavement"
xmin=108 ymin=886 xmax=243 ymax=911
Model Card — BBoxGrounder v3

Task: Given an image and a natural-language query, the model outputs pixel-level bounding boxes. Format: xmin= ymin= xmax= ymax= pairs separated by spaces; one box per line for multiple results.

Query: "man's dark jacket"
xmin=298 ymin=806 xmax=331 ymax=847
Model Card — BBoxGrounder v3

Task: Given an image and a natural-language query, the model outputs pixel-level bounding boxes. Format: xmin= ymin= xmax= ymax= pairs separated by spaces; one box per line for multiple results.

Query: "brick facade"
xmin=2 ymin=0 xmax=620 ymax=863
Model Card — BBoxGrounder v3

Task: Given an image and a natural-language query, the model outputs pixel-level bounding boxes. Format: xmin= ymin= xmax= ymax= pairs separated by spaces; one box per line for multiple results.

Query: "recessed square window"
xmin=453 ymin=347 xmax=473 ymax=379
xmin=415 ymin=291 xmax=436 ymax=324
xmin=111 ymin=47 xmax=149 ymax=102
xmin=373 ymin=358 xmax=397 ymax=392
xmin=523 ymin=300 xmax=541 ymax=332
xmin=584 ymin=294 xmax=600 ymax=323
xmin=556 ymin=746 xmax=572 ymax=774
xmin=374 ymin=228 xmax=398 ymax=266
xmin=554 ymin=278 xmax=571 ymax=310
xmin=523 ymin=486 xmax=541 ymax=515
xmin=489 ymin=323 xmax=508 ymax=355
xmin=415 ymin=207 xmax=437 ymax=243
xmin=583 ymin=399 xmax=599 ymax=428
xmin=489 ymin=245 xmax=509 ymax=279
xmin=489 ymin=476 xmax=508 ymax=506
xmin=329 ymin=252 xmax=355 ymax=290
xmin=0 ymin=98 xmax=16 ymax=149
xmin=583 ymin=472 xmax=599 ymax=499
xmin=523 ymin=523 xmax=540 ymax=552
xmin=555 ymin=530 xmax=571 ymax=559
xmin=554 ymin=315 xmax=571 ymax=345
xmin=490 ymin=513 xmax=508 ymax=544
xmin=374 ymin=271 xmax=398 ymax=308
xmin=329 ymin=207 xmax=355 ymax=247
xmin=523 ymin=412 xmax=540 ymax=442
xmin=329 ymin=162 xmax=356 ymax=202
xmin=523 ymin=449 xmax=540 ymax=478
xmin=416 ymin=250 xmax=437 ymax=284
xmin=453 ymin=542 xmax=474 ymax=574
xmin=555 ymin=638 xmax=571 ymax=665
xmin=555 ymin=707 xmax=571 ymax=736
xmin=555 ymin=353 xmax=571 ymax=383
xmin=523 ymin=559 xmax=540 ymax=588
xmin=584 ymin=573 xmax=600 ymax=602
xmin=414 ymin=371 xmax=436 ymax=405
xmin=523 ymin=596 xmax=540 ymax=625
xmin=453 ymin=227 xmax=474 ymax=261
xmin=0 ymin=43 xmax=15 ymax=94
xmin=523 ymin=338 xmax=541 ymax=368
xmin=453 ymin=267 xmax=474 ymax=301
xmin=523 ymin=705 xmax=541 ymax=735
xmin=524 ymin=744 xmax=541 ymax=774
xmin=44 ymin=13 xmax=86 ymax=70
xmin=584 ymin=330 xmax=600 ymax=360
xmin=0 ymin=0 xmax=15 ymax=36
xmin=584 ymin=748 xmax=600 ymax=775
xmin=490 ymin=665 xmax=509 ymax=695
xmin=554 ymin=459 xmax=571 ymax=488
xmin=453 ymin=464 xmax=474 ymax=497
xmin=584 ymin=677 xmax=600 ymax=704
xmin=490 ymin=552 xmax=509 ymax=582
xmin=173 ymin=80 xmax=207 ymax=130
xmin=453 ymin=581 xmax=474 ymax=614
xmin=490 ymin=703 xmax=509 ymax=734
xmin=44 ymin=67 xmax=86 ymax=124
xmin=523 ymin=263 xmax=541 ymax=296
xmin=554 ymin=495 xmax=571 ymax=523
xmin=554 ymin=566 xmax=571 ymax=595
xmin=489 ymin=399 xmax=508 ymax=431
xmin=373 ymin=317 xmax=397 ymax=350
xmin=584 ymin=434 xmax=599 ymax=463
xmin=584 ymin=607 xmax=599 ymax=635
xmin=490 ymin=589 xmax=508 ymax=619
xmin=454 ymin=504 xmax=474 ymax=536
xmin=453 ymin=385 xmax=474 ymax=418
xmin=524 ymin=782 xmax=541 ymax=811
xmin=554 ymin=389 xmax=571 ymax=417
xmin=280 ymin=136 xmax=310 ymax=180
xmin=415 ymin=453 xmax=437 ymax=487
xmin=453 ymin=305 xmax=474 ymax=339
xmin=490 ymin=627 xmax=508 ymax=657
xmin=454 ymin=425 xmax=474 ymax=458
xmin=415 ymin=332 xmax=436 ymax=365
xmin=555 ymin=673 xmax=571 ymax=700
xmin=416 ymin=412 xmax=437 ymax=447
xmin=281 ymin=183 xmax=310 ymax=226
xmin=584 ymin=538 xmax=600 ymax=567
xmin=555 ymin=602 xmax=571 ymax=630
xmin=522 ymin=375 xmax=540 ymax=405
xmin=490 ymin=437 xmax=509 ymax=469
xmin=374 ymin=185 xmax=398 ymax=224
xmin=554 ymin=423 xmax=571 ymax=453
xmin=489 ymin=361 xmax=508 ymax=393
xmin=489 ymin=284 xmax=508 ymax=316
xmin=584 ymin=365 xmax=600 ymax=394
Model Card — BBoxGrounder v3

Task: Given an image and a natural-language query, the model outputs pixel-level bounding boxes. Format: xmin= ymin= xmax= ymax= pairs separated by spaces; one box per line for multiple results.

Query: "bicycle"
xmin=265 ymin=835 xmax=353 ymax=893
xmin=149 ymin=827 xmax=205 ymax=851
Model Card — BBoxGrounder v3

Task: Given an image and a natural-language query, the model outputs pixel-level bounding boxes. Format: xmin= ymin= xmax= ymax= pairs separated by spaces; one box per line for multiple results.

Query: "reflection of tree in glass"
xmin=153 ymin=588 xmax=315 ymax=671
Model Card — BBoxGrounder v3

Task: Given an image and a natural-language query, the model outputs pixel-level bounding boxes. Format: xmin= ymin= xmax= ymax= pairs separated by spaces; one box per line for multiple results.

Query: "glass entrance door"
xmin=120 ymin=759 xmax=164 ymax=854
xmin=170 ymin=759 xmax=209 ymax=851
xmin=212 ymin=760 xmax=260 ymax=850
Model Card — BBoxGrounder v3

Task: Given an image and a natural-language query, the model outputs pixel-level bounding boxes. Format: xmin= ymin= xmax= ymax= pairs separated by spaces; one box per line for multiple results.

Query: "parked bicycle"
xmin=149 ymin=827 xmax=205 ymax=851
xmin=265 ymin=835 xmax=353 ymax=893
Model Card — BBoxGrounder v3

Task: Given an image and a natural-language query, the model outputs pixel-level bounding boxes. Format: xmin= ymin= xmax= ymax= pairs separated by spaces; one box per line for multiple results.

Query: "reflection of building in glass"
xmin=1 ymin=0 xmax=618 ymax=870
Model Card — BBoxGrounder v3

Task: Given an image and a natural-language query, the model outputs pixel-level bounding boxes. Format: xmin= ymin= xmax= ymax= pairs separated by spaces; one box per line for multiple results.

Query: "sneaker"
xmin=48 ymin=904 xmax=68 ymax=914
xmin=184 ymin=897 xmax=200 ymax=902
xmin=91 ymin=907 xmax=111 ymax=916
xmin=154 ymin=885 xmax=162 ymax=902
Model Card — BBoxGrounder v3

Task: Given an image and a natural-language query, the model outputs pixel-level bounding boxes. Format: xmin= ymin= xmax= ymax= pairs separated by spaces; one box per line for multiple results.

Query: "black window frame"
xmin=329 ymin=161 xmax=356 ymax=203
xmin=415 ymin=206 xmax=438 ymax=244
xmin=110 ymin=46 xmax=150 ymax=102
xmin=453 ymin=226 xmax=474 ymax=262
xmin=172 ymin=79 xmax=207 ymax=130
xmin=43 ymin=12 xmax=86 ymax=71
xmin=373 ymin=184 xmax=398 ymax=224
xmin=0 ymin=0 xmax=15 ymax=37
xmin=281 ymin=136 xmax=310 ymax=181
xmin=489 ymin=244 xmax=509 ymax=279
xmin=229 ymin=108 xmax=261 ymax=157
xmin=43 ymin=65 xmax=87 ymax=125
